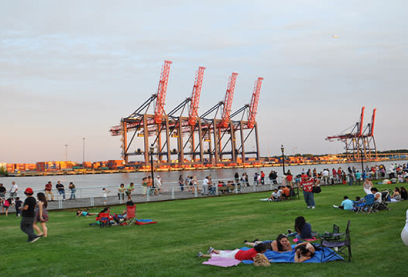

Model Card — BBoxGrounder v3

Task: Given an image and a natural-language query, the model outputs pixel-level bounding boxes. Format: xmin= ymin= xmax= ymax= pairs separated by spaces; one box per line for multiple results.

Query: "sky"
xmin=1 ymin=0 xmax=407 ymax=164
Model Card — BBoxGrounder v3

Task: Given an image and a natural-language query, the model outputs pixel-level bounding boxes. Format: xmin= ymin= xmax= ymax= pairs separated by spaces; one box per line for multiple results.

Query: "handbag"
xmin=313 ymin=186 xmax=321 ymax=193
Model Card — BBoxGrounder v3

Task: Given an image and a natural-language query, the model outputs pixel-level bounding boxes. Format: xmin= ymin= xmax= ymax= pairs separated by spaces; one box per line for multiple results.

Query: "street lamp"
xmin=82 ymin=138 xmax=85 ymax=169
xmin=65 ymin=144 xmax=68 ymax=161
xmin=360 ymin=148 xmax=364 ymax=174
xmin=150 ymin=144 xmax=155 ymax=188
xmin=281 ymin=145 xmax=285 ymax=176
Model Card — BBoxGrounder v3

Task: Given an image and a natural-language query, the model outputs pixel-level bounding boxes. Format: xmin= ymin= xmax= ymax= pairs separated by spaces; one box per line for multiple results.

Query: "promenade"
xmin=12 ymin=183 xmax=275 ymax=213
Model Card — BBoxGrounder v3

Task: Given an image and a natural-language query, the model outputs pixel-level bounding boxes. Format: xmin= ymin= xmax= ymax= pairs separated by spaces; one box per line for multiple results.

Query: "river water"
xmin=1 ymin=160 xmax=406 ymax=199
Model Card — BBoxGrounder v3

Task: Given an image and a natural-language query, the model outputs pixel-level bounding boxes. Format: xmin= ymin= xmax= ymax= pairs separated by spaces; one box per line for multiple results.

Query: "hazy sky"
xmin=1 ymin=0 xmax=407 ymax=164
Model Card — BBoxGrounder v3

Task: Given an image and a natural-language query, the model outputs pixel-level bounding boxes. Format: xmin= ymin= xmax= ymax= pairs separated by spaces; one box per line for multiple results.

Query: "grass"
xmin=1 ymin=183 xmax=407 ymax=277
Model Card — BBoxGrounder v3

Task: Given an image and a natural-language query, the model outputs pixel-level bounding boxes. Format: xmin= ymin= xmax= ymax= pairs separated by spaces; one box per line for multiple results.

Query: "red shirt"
xmin=45 ymin=183 xmax=52 ymax=191
xmin=286 ymin=175 xmax=293 ymax=182
xmin=301 ymin=178 xmax=314 ymax=193
xmin=234 ymin=248 xmax=258 ymax=260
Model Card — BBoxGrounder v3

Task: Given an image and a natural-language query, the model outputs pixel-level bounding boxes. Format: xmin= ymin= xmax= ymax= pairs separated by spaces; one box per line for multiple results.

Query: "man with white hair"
xmin=10 ymin=181 xmax=18 ymax=198
xmin=155 ymin=176 xmax=162 ymax=193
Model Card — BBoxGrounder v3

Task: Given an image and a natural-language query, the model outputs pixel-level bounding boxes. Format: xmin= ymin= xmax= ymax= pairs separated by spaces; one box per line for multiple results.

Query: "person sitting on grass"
xmin=244 ymin=234 xmax=292 ymax=252
xmin=196 ymin=243 xmax=268 ymax=262
xmin=267 ymin=189 xmax=282 ymax=201
xmin=333 ymin=196 xmax=354 ymax=211
xmin=294 ymin=242 xmax=318 ymax=263
xmin=287 ymin=216 xmax=313 ymax=241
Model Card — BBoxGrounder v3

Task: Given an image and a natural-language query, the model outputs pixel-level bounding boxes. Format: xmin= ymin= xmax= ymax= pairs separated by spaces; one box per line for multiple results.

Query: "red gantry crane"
xmin=326 ymin=107 xmax=377 ymax=161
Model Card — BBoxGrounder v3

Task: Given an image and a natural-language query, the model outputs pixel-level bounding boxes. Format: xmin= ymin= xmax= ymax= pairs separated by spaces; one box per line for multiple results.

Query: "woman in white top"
xmin=363 ymin=178 xmax=373 ymax=195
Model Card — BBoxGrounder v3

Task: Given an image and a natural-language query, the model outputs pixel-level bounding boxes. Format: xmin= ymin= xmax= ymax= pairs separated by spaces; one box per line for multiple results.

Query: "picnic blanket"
xmin=202 ymin=246 xmax=343 ymax=267
xmin=134 ymin=219 xmax=157 ymax=225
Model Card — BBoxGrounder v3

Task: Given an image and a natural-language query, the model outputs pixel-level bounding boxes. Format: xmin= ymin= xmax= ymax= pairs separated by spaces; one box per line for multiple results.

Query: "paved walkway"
xmin=37 ymin=184 xmax=275 ymax=211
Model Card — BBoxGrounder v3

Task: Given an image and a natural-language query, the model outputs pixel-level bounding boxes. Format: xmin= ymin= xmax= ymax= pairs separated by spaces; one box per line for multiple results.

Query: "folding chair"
xmin=289 ymin=186 xmax=300 ymax=200
xmin=98 ymin=212 xmax=113 ymax=228
xmin=356 ymin=194 xmax=375 ymax=214
xmin=126 ymin=204 xmax=137 ymax=227
xmin=321 ymin=220 xmax=352 ymax=262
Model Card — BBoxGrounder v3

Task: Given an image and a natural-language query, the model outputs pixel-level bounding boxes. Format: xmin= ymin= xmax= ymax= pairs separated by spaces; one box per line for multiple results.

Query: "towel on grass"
xmin=202 ymin=256 xmax=241 ymax=267
xmin=135 ymin=219 xmax=157 ymax=225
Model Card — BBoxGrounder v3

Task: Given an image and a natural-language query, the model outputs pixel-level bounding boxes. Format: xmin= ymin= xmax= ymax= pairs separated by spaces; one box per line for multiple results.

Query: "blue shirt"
xmin=341 ymin=199 xmax=354 ymax=210
xmin=300 ymin=223 xmax=312 ymax=239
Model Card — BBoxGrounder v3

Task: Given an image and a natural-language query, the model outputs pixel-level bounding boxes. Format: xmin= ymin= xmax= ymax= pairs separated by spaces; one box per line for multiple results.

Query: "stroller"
xmin=372 ymin=190 xmax=390 ymax=212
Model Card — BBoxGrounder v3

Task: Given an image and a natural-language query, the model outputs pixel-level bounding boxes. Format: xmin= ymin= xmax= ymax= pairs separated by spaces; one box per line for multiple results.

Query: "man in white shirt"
xmin=202 ymin=176 xmax=209 ymax=195
xmin=322 ymin=169 xmax=329 ymax=185
xmin=10 ymin=181 xmax=18 ymax=198
xmin=155 ymin=176 xmax=162 ymax=193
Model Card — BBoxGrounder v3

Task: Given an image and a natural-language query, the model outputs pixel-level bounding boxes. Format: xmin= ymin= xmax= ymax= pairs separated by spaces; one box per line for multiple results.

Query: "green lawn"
xmin=1 ymin=183 xmax=407 ymax=277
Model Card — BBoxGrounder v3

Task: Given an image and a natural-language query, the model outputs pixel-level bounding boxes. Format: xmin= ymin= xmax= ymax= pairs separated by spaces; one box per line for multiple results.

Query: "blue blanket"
xmin=240 ymin=246 xmax=344 ymax=264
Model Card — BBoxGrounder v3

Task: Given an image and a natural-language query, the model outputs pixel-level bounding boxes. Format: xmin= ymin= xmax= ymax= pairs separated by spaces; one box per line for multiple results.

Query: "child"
xmin=103 ymin=188 xmax=110 ymax=205
xmin=196 ymin=243 xmax=267 ymax=261
xmin=15 ymin=197 xmax=22 ymax=217
xmin=3 ymin=198 xmax=11 ymax=216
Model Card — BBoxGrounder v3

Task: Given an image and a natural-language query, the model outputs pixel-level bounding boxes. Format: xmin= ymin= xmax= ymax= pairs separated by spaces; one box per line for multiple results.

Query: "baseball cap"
xmin=24 ymin=187 xmax=34 ymax=195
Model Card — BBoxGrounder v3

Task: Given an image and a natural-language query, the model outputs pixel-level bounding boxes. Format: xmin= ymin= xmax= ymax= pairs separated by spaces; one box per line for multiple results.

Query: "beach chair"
xmin=126 ymin=204 xmax=137 ymax=227
xmin=356 ymin=194 xmax=375 ymax=214
xmin=97 ymin=212 xmax=114 ymax=228
xmin=321 ymin=220 xmax=352 ymax=262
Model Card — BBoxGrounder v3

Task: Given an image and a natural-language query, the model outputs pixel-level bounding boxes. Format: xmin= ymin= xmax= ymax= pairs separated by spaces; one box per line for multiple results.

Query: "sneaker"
xmin=287 ymin=229 xmax=293 ymax=234
xmin=207 ymin=247 xmax=214 ymax=254
xmin=196 ymin=252 xmax=203 ymax=257
xmin=333 ymin=205 xmax=339 ymax=208
xmin=243 ymin=240 xmax=248 ymax=243
xmin=29 ymin=236 xmax=41 ymax=243
xmin=312 ymin=206 xmax=315 ymax=209
xmin=307 ymin=206 xmax=311 ymax=209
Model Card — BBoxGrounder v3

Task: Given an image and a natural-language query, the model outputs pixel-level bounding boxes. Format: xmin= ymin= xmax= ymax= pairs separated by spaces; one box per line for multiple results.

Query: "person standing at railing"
xmin=178 ymin=175 xmax=184 ymax=192
xmin=68 ymin=182 xmax=76 ymax=200
xmin=10 ymin=181 xmax=18 ymax=198
xmin=118 ymin=183 xmax=126 ymax=203
xmin=202 ymin=176 xmax=209 ymax=195
xmin=44 ymin=181 xmax=54 ymax=201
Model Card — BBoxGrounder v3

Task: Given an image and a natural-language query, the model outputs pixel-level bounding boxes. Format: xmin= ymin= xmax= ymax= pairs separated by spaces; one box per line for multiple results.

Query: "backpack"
xmin=313 ymin=186 xmax=322 ymax=193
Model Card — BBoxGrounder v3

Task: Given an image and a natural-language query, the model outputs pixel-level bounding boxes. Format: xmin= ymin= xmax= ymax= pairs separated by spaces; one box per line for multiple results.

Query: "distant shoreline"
xmin=3 ymin=157 xmax=407 ymax=178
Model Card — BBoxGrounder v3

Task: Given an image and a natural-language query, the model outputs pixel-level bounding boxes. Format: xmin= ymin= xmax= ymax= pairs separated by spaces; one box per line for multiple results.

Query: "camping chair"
xmin=319 ymin=224 xmax=343 ymax=240
xmin=289 ymin=186 xmax=300 ymax=200
xmin=356 ymin=194 xmax=375 ymax=214
xmin=126 ymin=204 xmax=137 ymax=227
xmin=321 ymin=220 xmax=352 ymax=262
xmin=97 ymin=212 xmax=114 ymax=228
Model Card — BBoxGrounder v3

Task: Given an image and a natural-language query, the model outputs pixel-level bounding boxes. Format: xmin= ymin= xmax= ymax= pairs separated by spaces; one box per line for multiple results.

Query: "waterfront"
xmin=1 ymin=159 xmax=406 ymax=200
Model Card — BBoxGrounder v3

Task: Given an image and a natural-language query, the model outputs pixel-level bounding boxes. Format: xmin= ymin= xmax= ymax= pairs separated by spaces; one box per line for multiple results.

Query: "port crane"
xmin=326 ymin=107 xmax=377 ymax=160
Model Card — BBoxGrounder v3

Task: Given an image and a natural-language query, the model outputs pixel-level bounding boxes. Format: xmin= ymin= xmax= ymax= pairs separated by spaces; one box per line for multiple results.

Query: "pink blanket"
xmin=202 ymin=256 xmax=241 ymax=267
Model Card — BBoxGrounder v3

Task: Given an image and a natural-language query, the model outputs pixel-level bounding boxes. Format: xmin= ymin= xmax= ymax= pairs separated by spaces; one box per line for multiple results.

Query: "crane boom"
xmin=370 ymin=108 xmax=377 ymax=136
xmin=188 ymin=66 xmax=206 ymax=126
xmin=358 ymin=106 xmax=365 ymax=136
xmin=219 ymin=72 xmax=238 ymax=128
xmin=154 ymin=60 xmax=172 ymax=124
xmin=247 ymin=77 xmax=263 ymax=129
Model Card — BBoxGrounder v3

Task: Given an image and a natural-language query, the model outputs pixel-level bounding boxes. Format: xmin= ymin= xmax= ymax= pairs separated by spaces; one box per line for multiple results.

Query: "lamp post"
xmin=82 ymin=138 xmax=85 ymax=169
xmin=150 ymin=145 xmax=155 ymax=188
xmin=65 ymin=144 xmax=68 ymax=161
xmin=281 ymin=145 xmax=285 ymax=176
xmin=360 ymin=148 xmax=364 ymax=173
